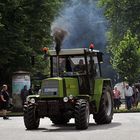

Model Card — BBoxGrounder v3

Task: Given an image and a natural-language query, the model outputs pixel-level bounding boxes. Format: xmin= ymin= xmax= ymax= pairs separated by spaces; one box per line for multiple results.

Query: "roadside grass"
xmin=0 ymin=110 xmax=23 ymax=117
xmin=8 ymin=112 xmax=23 ymax=116
xmin=114 ymin=102 xmax=140 ymax=113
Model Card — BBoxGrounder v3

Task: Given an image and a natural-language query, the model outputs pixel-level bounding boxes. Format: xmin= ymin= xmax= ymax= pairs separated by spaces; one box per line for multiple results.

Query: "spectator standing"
xmin=20 ymin=85 xmax=28 ymax=106
xmin=132 ymin=86 xmax=139 ymax=108
xmin=113 ymin=86 xmax=121 ymax=110
xmin=28 ymin=86 xmax=34 ymax=95
xmin=124 ymin=84 xmax=133 ymax=110
xmin=0 ymin=84 xmax=10 ymax=120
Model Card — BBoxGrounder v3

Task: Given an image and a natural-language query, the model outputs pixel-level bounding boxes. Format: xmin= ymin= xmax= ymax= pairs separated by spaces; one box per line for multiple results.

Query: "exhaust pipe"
xmin=52 ymin=28 xmax=67 ymax=76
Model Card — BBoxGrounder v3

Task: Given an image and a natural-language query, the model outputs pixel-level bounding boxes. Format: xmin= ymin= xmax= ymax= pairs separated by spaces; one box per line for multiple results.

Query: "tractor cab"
xmin=44 ymin=48 xmax=103 ymax=95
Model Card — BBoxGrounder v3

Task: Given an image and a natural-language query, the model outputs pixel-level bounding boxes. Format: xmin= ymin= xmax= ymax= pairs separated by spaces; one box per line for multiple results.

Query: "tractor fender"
xmin=93 ymin=78 xmax=112 ymax=112
xmin=76 ymin=95 xmax=90 ymax=101
xmin=25 ymin=95 xmax=40 ymax=105
xmin=27 ymin=94 xmax=40 ymax=99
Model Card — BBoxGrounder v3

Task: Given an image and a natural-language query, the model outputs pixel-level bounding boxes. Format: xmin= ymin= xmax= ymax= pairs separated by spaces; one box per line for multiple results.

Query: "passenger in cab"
xmin=74 ymin=59 xmax=85 ymax=73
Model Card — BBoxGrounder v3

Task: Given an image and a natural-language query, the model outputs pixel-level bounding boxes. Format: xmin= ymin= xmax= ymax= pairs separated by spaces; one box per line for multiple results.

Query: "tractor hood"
xmin=41 ymin=77 xmax=79 ymax=98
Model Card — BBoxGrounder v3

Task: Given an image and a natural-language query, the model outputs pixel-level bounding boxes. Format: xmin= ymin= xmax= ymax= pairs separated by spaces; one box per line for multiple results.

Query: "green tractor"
xmin=23 ymin=45 xmax=113 ymax=130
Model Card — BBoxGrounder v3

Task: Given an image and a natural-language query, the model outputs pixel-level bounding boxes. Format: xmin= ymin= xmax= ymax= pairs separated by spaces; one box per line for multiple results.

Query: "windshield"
xmin=51 ymin=55 xmax=100 ymax=77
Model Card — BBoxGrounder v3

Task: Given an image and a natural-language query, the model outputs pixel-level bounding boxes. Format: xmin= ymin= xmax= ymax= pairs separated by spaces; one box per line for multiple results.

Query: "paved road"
xmin=0 ymin=113 xmax=140 ymax=140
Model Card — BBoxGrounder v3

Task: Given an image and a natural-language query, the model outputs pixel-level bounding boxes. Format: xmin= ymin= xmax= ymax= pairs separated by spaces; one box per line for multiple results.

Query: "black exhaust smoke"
xmin=51 ymin=0 xmax=107 ymax=50
xmin=52 ymin=27 xmax=67 ymax=55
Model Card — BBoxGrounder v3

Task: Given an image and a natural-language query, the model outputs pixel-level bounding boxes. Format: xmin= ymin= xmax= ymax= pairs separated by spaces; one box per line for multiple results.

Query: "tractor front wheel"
xmin=75 ymin=99 xmax=89 ymax=130
xmin=24 ymin=105 xmax=40 ymax=130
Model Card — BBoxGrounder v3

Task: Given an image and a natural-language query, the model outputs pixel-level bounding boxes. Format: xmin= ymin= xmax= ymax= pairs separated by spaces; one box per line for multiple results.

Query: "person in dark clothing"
xmin=20 ymin=85 xmax=28 ymax=106
xmin=28 ymin=86 xmax=34 ymax=95
xmin=66 ymin=57 xmax=72 ymax=72
xmin=132 ymin=87 xmax=139 ymax=108
xmin=74 ymin=59 xmax=85 ymax=73
xmin=0 ymin=84 xmax=10 ymax=120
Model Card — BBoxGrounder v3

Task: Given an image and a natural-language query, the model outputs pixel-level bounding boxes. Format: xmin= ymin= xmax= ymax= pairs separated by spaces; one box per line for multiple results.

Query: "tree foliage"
xmin=100 ymin=0 xmax=140 ymax=83
xmin=0 ymin=0 xmax=64 ymax=85
xmin=100 ymin=0 xmax=140 ymax=46
xmin=112 ymin=30 xmax=140 ymax=84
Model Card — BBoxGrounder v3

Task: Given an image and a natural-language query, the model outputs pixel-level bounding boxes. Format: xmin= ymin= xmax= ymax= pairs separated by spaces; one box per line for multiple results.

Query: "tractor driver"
xmin=74 ymin=59 xmax=86 ymax=73
xmin=59 ymin=57 xmax=73 ymax=75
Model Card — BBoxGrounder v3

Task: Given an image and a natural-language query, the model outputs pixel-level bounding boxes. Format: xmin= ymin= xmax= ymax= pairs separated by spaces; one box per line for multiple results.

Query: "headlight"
xmin=30 ymin=98 xmax=36 ymax=104
xmin=69 ymin=94 xmax=73 ymax=100
xmin=63 ymin=97 xmax=68 ymax=102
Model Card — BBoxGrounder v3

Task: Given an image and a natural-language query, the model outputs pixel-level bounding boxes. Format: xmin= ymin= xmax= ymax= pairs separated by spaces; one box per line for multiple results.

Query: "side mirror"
xmin=97 ymin=52 xmax=103 ymax=63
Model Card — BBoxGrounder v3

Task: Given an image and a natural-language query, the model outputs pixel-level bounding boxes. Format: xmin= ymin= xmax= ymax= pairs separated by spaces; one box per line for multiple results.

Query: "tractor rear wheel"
xmin=75 ymin=99 xmax=89 ymax=130
xmin=24 ymin=105 xmax=40 ymax=130
xmin=93 ymin=86 xmax=113 ymax=124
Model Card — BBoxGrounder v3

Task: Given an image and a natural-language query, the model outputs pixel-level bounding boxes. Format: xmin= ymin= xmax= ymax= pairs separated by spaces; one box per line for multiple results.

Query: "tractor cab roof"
xmin=49 ymin=48 xmax=101 ymax=57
